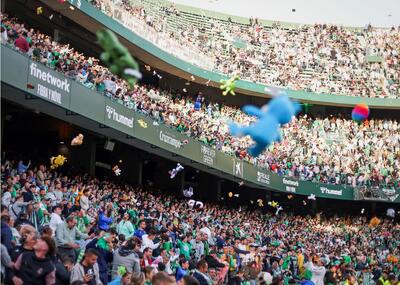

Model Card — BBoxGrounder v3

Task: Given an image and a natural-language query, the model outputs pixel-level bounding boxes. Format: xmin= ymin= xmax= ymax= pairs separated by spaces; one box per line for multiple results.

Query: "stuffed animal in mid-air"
xmin=113 ymin=165 xmax=121 ymax=176
xmin=96 ymin=28 xmax=142 ymax=89
xmin=308 ymin=194 xmax=316 ymax=200
xmin=220 ymin=75 xmax=239 ymax=96
xmin=183 ymin=187 xmax=194 ymax=198
xmin=188 ymin=199 xmax=204 ymax=209
xmin=275 ymin=206 xmax=283 ymax=215
xmin=268 ymin=201 xmax=279 ymax=208
xmin=71 ymin=134 xmax=84 ymax=146
xmin=50 ymin=155 xmax=67 ymax=169
xmin=169 ymin=163 xmax=184 ymax=179
xmin=229 ymin=94 xmax=300 ymax=157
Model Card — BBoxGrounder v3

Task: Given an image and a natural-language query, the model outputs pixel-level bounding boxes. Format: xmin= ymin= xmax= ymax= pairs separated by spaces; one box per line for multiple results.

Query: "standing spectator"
xmin=193 ymin=259 xmax=213 ymax=285
xmin=17 ymin=160 xmax=30 ymax=174
xmin=141 ymin=229 xmax=160 ymax=251
xmin=117 ymin=213 xmax=135 ymax=239
xmin=49 ymin=205 xmax=63 ymax=236
xmin=111 ymin=239 xmax=141 ymax=279
xmin=1 ymin=215 xmax=13 ymax=252
xmin=306 ymin=257 xmax=326 ymax=285
xmin=23 ymin=184 xmax=35 ymax=202
xmin=55 ymin=216 xmax=89 ymax=261
xmin=175 ymin=258 xmax=189 ymax=282
xmin=134 ymin=220 xmax=147 ymax=240
xmin=9 ymin=195 xmax=29 ymax=220
xmin=80 ymin=189 xmax=90 ymax=212
xmin=1 ymin=185 xmax=12 ymax=208
xmin=10 ymin=225 xmax=38 ymax=261
xmin=12 ymin=236 xmax=56 ymax=285
xmin=98 ymin=209 xmax=113 ymax=231
xmin=86 ymin=229 xmax=117 ymax=285
xmin=70 ymin=248 xmax=103 ymax=285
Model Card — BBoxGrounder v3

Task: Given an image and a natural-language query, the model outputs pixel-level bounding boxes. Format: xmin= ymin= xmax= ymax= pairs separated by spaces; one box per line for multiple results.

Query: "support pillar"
xmin=137 ymin=159 xmax=143 ymax=186
xmin=53 ymin=29 xmax=60 ymax=42
xmin=88 ymin=140 xmax=96 ymax=177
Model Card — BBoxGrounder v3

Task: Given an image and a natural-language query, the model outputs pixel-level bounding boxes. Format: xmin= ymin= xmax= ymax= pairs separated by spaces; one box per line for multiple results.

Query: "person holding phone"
xmin=70 ymin=248 xmax=103 ymax=285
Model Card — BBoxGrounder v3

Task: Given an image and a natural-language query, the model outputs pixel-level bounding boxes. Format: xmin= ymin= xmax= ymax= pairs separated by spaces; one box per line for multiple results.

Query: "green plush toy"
xmin=220 ymin=75 xmax=239 ymax=96
xmin=96 ymin=28 xmax=142 ymax=89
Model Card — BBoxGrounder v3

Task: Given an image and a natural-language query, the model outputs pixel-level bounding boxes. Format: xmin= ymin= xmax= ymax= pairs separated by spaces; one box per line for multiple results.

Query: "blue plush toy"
xmin=228 ymin=95 xmax=300 ymax=157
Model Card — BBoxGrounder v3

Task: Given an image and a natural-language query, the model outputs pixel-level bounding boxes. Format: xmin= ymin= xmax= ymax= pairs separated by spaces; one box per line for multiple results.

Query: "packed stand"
xmin=1 ymin=13 xmax=400 ymax=189
xmin=88 ymin=0 xmax=400 ymax=98
xmin=1 ymin=159 xmax=400 ymax=285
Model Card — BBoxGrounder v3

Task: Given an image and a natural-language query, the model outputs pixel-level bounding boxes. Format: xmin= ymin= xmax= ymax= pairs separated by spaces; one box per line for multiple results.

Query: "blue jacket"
xmin=175 ymin=267 xmax=187 ymax=282
xmin=98 ymin=212 xmax=113 ymax=231
xmin=1 ymin=222 xmax=13 ymax=252
xmin=134 ymin=229 xmax=146 ymax=240
xmin=108 ymin=276 xmax=122 ymax=285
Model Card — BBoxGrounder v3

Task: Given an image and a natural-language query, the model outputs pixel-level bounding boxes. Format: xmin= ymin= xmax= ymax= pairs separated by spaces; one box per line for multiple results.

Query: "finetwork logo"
xmin=159 ymin=131 xmax=182 ymax=149
xmin=320 ymin=187 xmax=342 ymax=196
xmin=105 ymin=106 xmax=134 ymax=128
xmin=282 ymin=178 xmax=299 ymax=187
xmin=30 ymin=63 xmax=70 ymax=93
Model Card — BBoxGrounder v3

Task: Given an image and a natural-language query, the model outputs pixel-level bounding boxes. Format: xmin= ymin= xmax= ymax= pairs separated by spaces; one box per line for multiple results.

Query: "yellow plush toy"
xmin=50 ymin=155 xmax=67 ymax=169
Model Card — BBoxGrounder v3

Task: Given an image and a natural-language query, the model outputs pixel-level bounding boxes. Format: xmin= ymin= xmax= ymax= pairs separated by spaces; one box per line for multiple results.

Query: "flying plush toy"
xmin=71 ymin=133 xmax=84 ymax=146
xmin=369 ymin=216 xmax=381 ymax=228
xmin=50 ymin=155 xmax=67 ymax=170
xmin=302 ymin=200 xmax=307 ymax=206
xmin=220 ymin=75 xmax=239 ymax=96
xmin=183 ymin=187 xmax=194 ymax=198
xmin=96 ymin=28 xmax=142 ymax=89
xmin=238 ymin=181 xmax=244 ymax=187
xmin=275 ymin=206 xmax=283 ymax=215
xmin=113 ymin=165 xmax=121 ymax=176
xmin=308 ymin=194 xmax=316 ymax=200
xmin=228 ymin=192 xmax=233 ymax=198
xmin=268 ymin=201 xmax=279 ymax=208
xmin=169 ymin=163 xmax=184 ymax=179
xmin=188 ymin=199 xmax=204 ymax=209
xmin=257 ymin=199 xmax=264 ymax=207
xmin=351 ymin=103 xmax=370 ymax=122
xmin=137 ymin=119 xmax=148 ymax=128
xmin=361 ymin=208 xmax=365 ymax=214
xmin=287 ymin=195 xmax=293 ymax=200
xmin=37 ymin=7 xmax=43 ymax=15
xmin=387 ymin=208 xmax=395 ymax=218
xmin=229 ymin=95 xmax=300 ymax=157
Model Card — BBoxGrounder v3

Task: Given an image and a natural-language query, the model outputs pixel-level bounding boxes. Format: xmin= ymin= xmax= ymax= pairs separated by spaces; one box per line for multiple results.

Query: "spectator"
xmin=12 ymin=236 xmax=56 ymax=285
xmin=193 ymin=259 xmax=213 ymax=285
xmin=1 ymin=215 xmax=13 ymax=252
xmin=49 ymin=205 xmax=64 ymax=236
xmin=70 ymin=248 xmax=103 ymax=285
xmin=55 ymin=216 xmax=89 ymax=261
xmin=117 ymin=212 xmax=135 ymax=239
xmin=111 ymin=238 xmax=141 ymax=279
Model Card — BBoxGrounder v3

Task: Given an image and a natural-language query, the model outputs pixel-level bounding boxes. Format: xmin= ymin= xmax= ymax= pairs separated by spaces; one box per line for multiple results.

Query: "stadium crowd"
xmin=88 ymin=0 xmax=400 ymax=98
xmin=1 ymin=159 xmax=400 ymax=285
xmin=1 ymin=13 xmax=399 ymax=189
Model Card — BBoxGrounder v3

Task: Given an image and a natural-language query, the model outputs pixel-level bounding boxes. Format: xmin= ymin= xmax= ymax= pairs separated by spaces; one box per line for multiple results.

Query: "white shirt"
xmin=49 ymin=213 xmax=63 ymax=236
xmin=1 ymin=192 xmax=12 ymax=208
xmin=140 ymin=235 xmax=160 ymax=251
xmin=306 ymin=262 xmax=326 ymax=285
